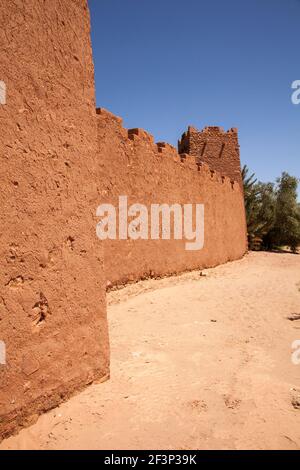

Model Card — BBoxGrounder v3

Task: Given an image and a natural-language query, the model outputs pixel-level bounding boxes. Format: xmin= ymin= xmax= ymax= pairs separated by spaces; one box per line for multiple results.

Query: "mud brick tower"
xmin=178 ymin=126 xmax=243 ymax=185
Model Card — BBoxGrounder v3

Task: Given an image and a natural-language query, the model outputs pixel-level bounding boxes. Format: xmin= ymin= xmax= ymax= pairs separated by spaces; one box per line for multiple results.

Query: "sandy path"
xmin=1 ymin=252 xmax=300 ymax=450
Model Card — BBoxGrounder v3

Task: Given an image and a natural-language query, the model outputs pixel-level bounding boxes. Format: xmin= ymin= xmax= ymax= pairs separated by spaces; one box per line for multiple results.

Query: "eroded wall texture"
xmin=0 ymin=0 xmax=109 ymax=439
xmin=97 ymin=109 xmax=247 ymax=287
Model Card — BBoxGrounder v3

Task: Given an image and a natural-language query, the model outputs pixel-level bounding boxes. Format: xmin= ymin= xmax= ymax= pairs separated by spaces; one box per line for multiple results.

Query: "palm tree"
xmin=242 ymin=165 xmax=276 ymax=250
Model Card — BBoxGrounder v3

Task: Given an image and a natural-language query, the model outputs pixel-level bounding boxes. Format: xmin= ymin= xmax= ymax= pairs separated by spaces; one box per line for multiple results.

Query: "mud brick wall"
xmin=97 ymin=109 xmax=247 ymax=287
xmin=178 ymin=126 xmax=242 ymax=185
xmin=0 ymin=0 xmax=109 ymax=439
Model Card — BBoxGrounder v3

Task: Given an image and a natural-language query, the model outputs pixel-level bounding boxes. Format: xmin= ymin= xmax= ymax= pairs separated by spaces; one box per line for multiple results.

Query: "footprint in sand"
xmin=187 ymin=399 xmax=208 ymax=412
xmin=223 ymin=395 xmax=242 ymax=410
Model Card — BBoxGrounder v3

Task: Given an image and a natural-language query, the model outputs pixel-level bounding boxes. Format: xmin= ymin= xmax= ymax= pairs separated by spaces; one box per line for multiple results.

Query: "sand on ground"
xmin=1 ymin=251 xmax=300 ymax=450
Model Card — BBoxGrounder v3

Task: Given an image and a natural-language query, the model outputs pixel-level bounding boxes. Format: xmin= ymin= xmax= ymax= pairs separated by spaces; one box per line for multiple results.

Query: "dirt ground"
xmin=1 ymin=251 xmax=300 ymax=450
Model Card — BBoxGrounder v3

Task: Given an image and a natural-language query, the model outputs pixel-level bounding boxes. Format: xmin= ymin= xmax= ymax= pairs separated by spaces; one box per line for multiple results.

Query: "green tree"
xmin=266 ymin=173 xmax=300 ymax=253
xmin=242 ymin=165 xmax=276 ymax=250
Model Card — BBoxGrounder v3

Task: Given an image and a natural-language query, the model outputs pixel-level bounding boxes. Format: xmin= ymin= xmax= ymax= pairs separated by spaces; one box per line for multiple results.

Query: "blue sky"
xmin=89 ymin=0 xmax=299 ymax=185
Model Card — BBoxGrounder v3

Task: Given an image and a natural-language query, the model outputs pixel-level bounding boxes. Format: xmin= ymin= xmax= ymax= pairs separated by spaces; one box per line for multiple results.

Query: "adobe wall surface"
xmin=178 ymin=126 xmax=242 ymax=185
xmin=97 ymin=109 xmax=247 ymax=287
xmin=0 ymin=1 xmax=109 ymax=439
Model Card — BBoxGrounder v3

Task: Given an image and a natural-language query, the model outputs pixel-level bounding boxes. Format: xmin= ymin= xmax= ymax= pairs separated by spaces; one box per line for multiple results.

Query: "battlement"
xmin=96 ymin=107 xmax=123 ymax=125
xmin=128 ymin=128 xmax=154 ymax=143
xmin=96 ymin=108 xmax=242 ymax=189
